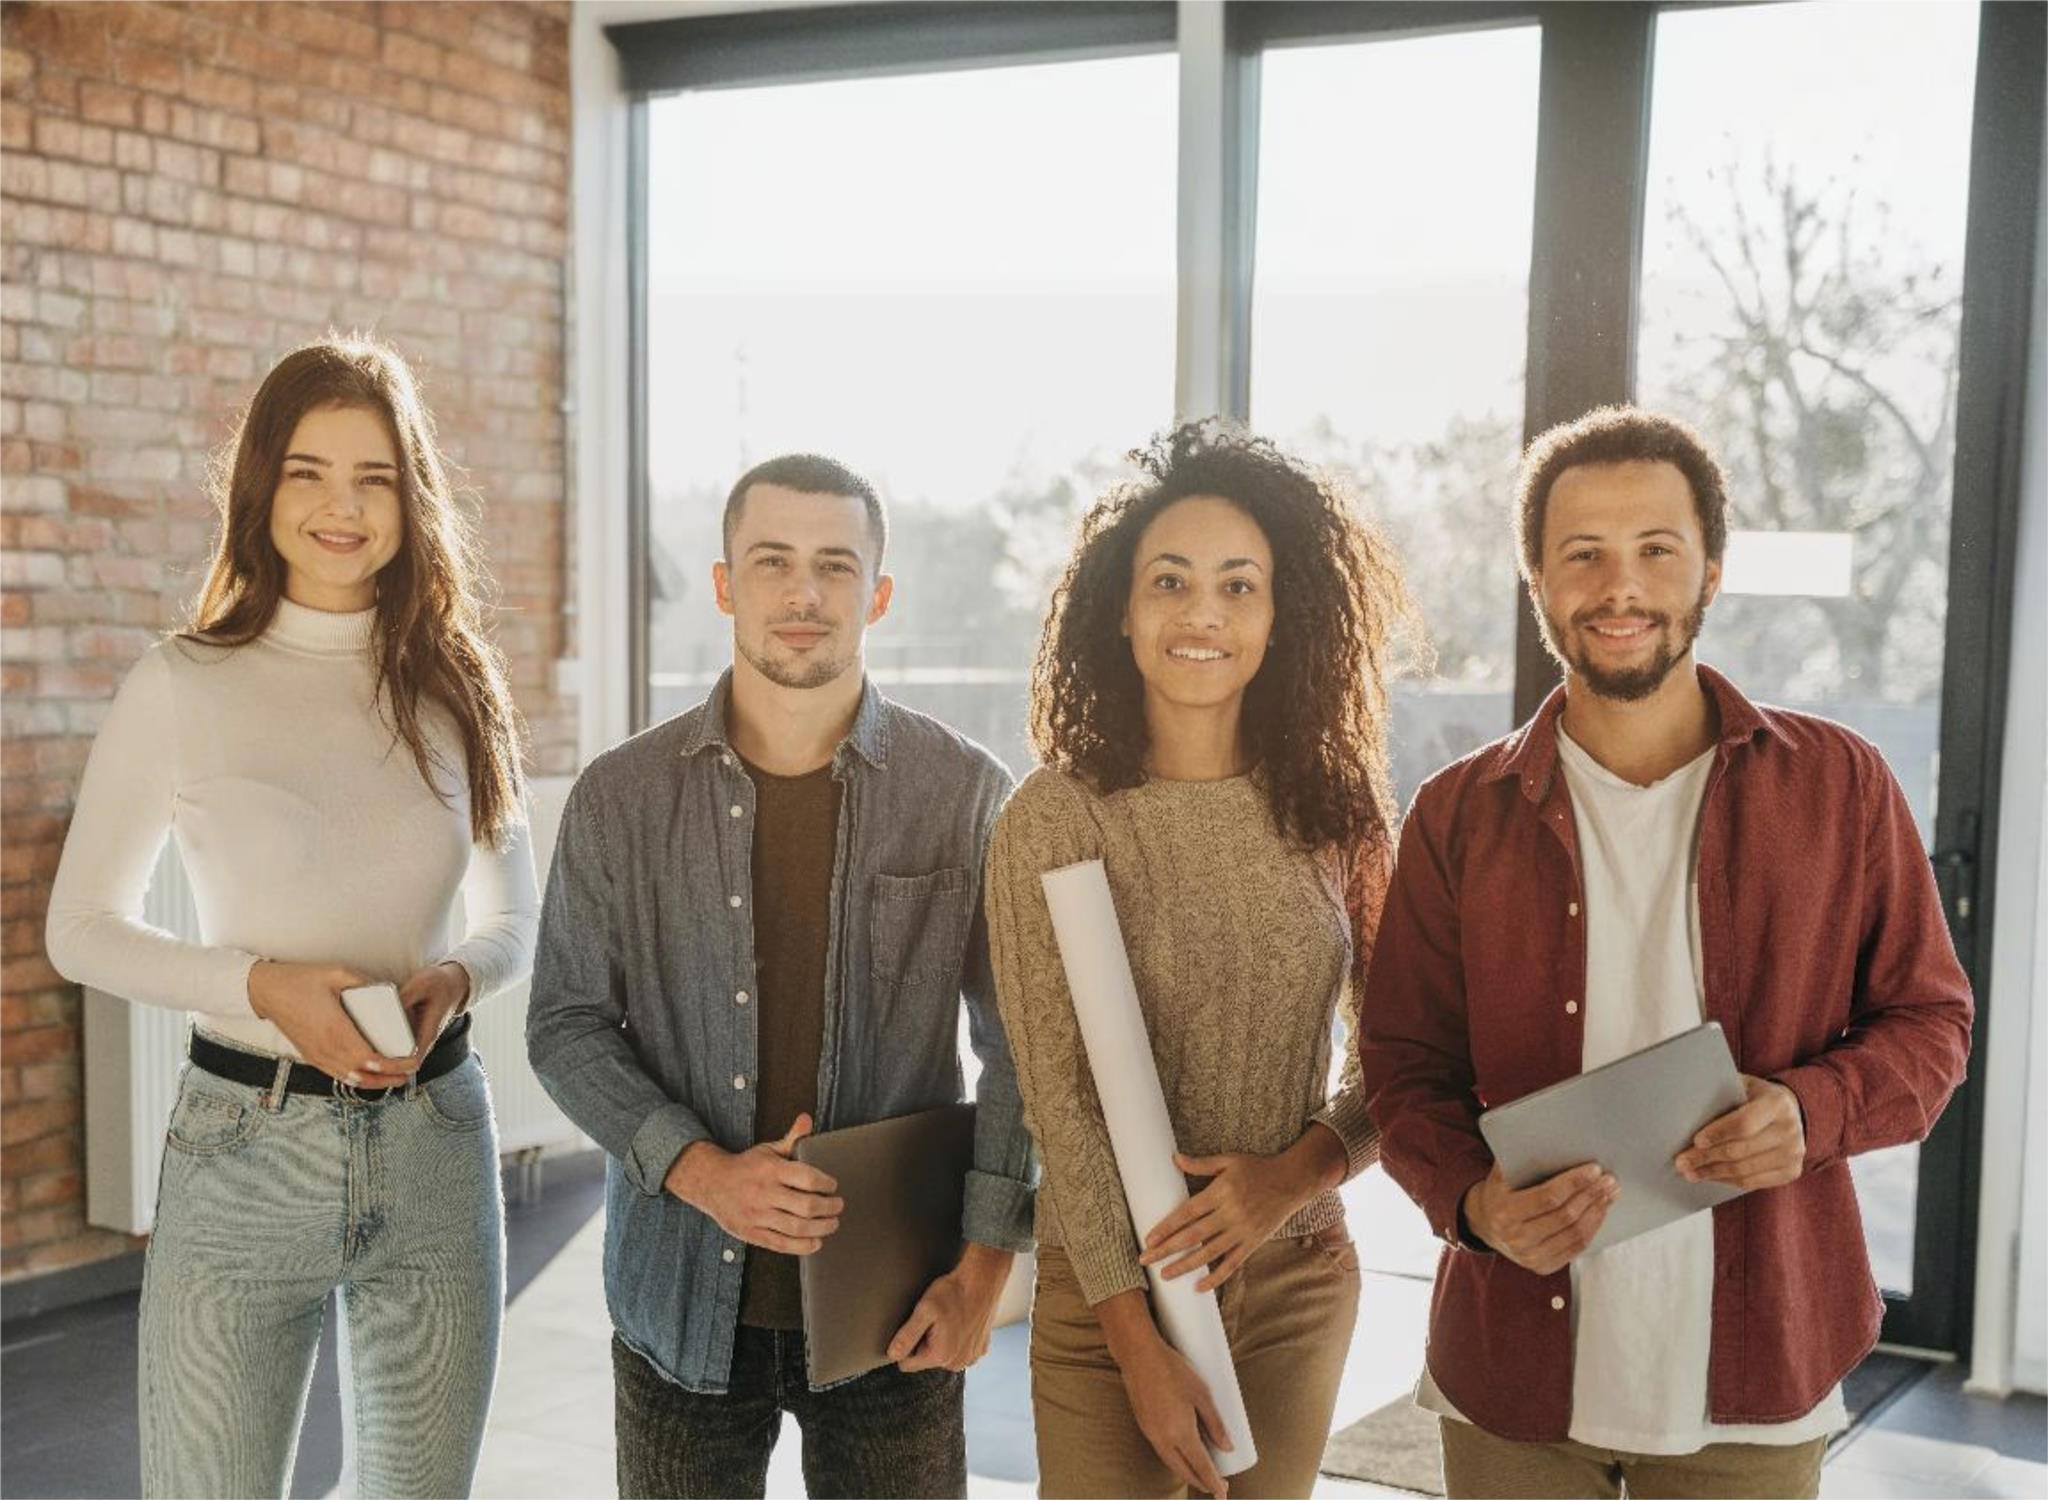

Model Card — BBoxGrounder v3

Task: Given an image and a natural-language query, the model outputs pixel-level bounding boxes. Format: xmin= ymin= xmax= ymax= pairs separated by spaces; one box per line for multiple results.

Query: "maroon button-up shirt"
xmin=1361 ymin=667 xmax=1973 ymax=1442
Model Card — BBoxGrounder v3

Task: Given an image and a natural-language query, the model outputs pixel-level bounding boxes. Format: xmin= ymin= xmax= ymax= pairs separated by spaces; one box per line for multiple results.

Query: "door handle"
xmin=1931 ymin=811 xmax=1979 ymax=932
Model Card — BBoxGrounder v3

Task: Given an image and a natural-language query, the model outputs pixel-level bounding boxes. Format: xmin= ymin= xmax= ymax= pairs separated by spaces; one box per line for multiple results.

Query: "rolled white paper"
xmin=1039 ymin=858 xmax=1258 ymax=1478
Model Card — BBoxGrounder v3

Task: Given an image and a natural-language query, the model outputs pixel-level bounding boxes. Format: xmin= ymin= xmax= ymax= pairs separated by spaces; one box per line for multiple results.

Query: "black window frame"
xmin=606 ymin=0 xmax=2042 ymax=1357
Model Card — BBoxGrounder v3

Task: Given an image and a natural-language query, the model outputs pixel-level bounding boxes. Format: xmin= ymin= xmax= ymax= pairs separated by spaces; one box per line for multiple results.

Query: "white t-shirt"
xmin=45 ymin=599 xmax=538 ymax=1060
xmin=1417 ymin=728 xmax=1845 ymax=1453
xmin=1558 ymin=727 xmax=1844 ymax=1453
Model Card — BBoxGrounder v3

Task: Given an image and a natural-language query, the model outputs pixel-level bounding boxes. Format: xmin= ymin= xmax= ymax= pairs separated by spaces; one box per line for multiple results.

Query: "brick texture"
xmin=0 ymin=1 xmax=574 ymax=1283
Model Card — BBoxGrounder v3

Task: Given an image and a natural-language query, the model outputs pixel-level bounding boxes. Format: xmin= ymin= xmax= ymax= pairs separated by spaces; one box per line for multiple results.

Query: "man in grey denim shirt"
xmin=528 ymin=454 xmax=1036 ymax=1498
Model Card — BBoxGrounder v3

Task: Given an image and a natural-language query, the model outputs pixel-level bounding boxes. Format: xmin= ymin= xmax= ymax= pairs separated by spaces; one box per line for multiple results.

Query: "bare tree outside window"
xmin=1641 ymin=161 xmax=1962 ymax=852
xmin=1636 ymin=0 xmax=1981 ymax=1297
xmin=1664 ymin=163 xmax=1960 ymax=700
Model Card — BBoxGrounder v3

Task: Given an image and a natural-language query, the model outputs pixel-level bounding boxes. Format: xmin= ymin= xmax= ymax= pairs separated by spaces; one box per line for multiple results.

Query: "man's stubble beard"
xmin=737 ymin=631 xmax=858 ymax=692
xmin=1541 ymin=580 xmax=1712 ymax=703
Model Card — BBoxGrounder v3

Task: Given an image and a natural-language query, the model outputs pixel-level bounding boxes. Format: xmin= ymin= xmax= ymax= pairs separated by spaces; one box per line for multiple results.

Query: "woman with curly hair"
xmin=46 ymin=335 xmax=535 ymax=1497
xmin=986 ymin=420 xmax=1414 ymax=1498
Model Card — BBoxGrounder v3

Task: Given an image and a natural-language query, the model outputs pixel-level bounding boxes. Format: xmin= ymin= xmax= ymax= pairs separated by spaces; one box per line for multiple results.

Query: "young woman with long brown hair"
xmin=986 ymin=421 xmax=1414 ymax=1498
xmin=46 ymin=335 xmax=536 ymax=1498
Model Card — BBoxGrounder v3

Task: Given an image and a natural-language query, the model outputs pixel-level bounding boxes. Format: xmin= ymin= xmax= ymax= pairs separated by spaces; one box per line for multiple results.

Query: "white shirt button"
xmin=1565 ymin=1001 xmax=1579 ymax=1015
xmin=1551 ymin=1295 xmax=1566 ymax=1311
xmin=728 ymin=895 xmax=742 ymax=908
xmin=721 ymin=1248 xmax=736 ymax=1263
xmin=1568 ymin=901 xmax=1580 ymax=917
xmin=735 ymin=990 xmax=749 ymax=1005
xmin=723 ymin=752 xmax=735 ymax=767
xmin=732 ymin=1075 xmax=747 ymax=1091
xmin=729 ymin=804 xmax=743 ymax=818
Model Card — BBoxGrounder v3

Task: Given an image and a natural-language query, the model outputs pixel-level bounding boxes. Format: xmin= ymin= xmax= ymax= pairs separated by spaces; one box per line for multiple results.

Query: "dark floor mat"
xmin=1319 ymin=1352 xmax=1936 ymax=1495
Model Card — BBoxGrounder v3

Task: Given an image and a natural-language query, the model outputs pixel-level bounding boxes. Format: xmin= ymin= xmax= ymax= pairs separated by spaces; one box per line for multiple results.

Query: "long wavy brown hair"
xmin=1030 ymin=420 xmax=1416 ymax=855
xmin=185 ymin=335 xmax=524 ymax=846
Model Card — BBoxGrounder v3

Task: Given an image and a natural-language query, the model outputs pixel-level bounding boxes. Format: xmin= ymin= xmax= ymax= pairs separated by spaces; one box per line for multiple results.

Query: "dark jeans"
xmin=613 ymin=1330 xmax=967 ymax=1499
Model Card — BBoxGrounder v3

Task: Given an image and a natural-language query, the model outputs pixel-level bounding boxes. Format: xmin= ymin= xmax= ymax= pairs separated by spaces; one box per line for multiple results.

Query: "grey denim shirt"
xmin=527 ymin=673 xmax=1037 ymax=1393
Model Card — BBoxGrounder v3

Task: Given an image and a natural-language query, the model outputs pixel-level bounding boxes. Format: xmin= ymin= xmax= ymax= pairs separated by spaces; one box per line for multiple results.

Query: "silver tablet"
xmin=1477 ymin=1021 xmax=1749 ymax=1256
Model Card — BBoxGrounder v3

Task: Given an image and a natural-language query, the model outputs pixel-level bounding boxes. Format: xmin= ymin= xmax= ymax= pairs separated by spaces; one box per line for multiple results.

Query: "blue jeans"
xmin=138 ymin=1054 xmax=504 ymax=1498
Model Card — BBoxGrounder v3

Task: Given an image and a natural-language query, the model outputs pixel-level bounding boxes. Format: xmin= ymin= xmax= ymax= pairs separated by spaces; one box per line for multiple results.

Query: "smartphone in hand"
xmin=340 ymin=982 xmax=415 ymax=1058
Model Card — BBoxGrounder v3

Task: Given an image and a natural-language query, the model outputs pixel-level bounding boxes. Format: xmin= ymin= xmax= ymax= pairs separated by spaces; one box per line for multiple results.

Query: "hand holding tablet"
xmin=1475 ymin=1022 xmax=1751 ymax=1263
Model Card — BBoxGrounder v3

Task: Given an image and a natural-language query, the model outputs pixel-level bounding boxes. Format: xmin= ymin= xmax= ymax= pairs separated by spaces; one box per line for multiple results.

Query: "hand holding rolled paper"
xmin=1038 ymin=859 xmax=1258 ymax=1479
xmin=1143 ymin=1147 xmax=1322 ymax=1292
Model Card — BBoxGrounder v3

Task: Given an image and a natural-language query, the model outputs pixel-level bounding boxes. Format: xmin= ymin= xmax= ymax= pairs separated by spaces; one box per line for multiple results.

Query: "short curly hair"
xmin=1029 ymin=420 xmax=1414 ymax=855
xmin=1516 ymin=405 xmax=1729 ymax=579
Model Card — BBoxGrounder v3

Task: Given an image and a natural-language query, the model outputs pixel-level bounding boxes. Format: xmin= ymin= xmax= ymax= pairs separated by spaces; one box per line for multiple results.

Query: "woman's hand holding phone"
xmin=389 ymin=961 xmax=471 ymax=1074
xmin=247 ymin=961 xmax=408 ymax=1084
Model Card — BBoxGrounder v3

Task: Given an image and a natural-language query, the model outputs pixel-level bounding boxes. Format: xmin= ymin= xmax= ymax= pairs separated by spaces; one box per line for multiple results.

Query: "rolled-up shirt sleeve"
xmin=960 ymin=780 xmax=1040 ymax=1252
xmin=526 ymin=774 xmax=714 ymax=1196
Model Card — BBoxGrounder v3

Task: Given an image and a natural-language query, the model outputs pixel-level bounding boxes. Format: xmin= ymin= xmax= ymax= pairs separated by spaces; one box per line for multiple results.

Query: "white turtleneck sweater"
xmin=46 ymin=600 xmax=538 ymax=1060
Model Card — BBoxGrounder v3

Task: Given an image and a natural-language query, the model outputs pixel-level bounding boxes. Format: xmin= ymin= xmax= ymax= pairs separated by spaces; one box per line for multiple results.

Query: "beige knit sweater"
xmin=986 ymin=766 xmax=1387 ymax=1307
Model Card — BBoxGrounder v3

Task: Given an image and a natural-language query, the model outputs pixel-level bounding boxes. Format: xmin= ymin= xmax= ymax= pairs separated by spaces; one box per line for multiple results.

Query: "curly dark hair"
xmin=1029 ymin=420 xmax=1416 ymax=854
xmin=1516 ymin=405 xmax=1729 ymax=579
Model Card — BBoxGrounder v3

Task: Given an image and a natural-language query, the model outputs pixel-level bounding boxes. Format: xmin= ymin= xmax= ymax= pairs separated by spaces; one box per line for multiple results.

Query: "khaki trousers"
xmin=1439 ymin=1416 xmax=1827 ymax=1500
xmin=1029 ymin=1226 xmax=1361 ymax=1499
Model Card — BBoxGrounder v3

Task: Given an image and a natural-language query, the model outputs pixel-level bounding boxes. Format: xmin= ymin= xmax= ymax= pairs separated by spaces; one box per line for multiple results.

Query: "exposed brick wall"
xmin=0 ymin=0 xmax=574 ymax=1282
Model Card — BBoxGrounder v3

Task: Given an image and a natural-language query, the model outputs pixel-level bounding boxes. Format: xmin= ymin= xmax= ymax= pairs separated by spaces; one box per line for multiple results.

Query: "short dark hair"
xmin=1515 ymin=406 xmax=1729 ymax=579
xmin=722 ymin=453 xmax=887 ymax=568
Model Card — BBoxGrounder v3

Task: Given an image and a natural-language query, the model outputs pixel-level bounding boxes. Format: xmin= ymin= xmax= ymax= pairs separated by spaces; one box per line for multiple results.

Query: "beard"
xmin=1541 ymin=582 xmax=1711 ymax=703
xmin=738 ymin=615 xmax=856 ymax=690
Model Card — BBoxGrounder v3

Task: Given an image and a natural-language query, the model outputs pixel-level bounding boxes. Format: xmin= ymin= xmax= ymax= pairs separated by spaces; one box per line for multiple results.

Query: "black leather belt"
xmin=190 ymin=1013 xmax=472 ymax=1100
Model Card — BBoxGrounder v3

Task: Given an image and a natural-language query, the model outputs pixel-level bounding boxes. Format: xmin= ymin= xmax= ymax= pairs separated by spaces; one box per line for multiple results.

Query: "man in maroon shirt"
xmin=1362 ymin=406 xmax=1973 ymax=1498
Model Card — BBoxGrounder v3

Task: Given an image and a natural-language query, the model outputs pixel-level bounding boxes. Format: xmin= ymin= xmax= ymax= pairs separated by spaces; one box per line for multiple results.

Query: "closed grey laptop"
xmin=794 ymin=1103 xmax=975 ymax=1385
xmin=1477 ymin=1021 xmax=1749 ymax=1257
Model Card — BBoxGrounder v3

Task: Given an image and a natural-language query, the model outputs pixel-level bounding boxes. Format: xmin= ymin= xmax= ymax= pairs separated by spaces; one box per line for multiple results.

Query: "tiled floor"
xmin=1821 ymin=1367 xmax=2048 ymax=1500
xmin=4 ymin=1155 xmax=2043 ymax=1499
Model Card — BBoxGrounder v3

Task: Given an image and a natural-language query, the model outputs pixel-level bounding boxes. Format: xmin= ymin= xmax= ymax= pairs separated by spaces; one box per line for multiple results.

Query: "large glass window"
xmin=1251 ymin=25 xmax=1541 ymax=1278
xmin=644 ymin=55 xmax=1178 ymax=771
xmin=1636 ymin=0 xmax=1983 ymax=1296
xmin=1251 ymin=26 xmax=1541 ymax=806
xmin=617 ymin=0 xmax=2032 ymax=1355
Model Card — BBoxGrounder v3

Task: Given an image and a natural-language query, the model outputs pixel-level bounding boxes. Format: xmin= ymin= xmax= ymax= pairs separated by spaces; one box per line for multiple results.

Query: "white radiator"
xmin=473 ymin=775 xmax=585 ymax=1157
xmin=83 ymin=858 xmax=196 ymax=1236
xmin=83 ymin=775 xmax=586 ymax=1235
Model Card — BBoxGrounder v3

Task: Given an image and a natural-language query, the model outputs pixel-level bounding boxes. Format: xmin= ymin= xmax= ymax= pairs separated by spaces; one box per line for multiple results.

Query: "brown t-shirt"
xmin=736 ymin=752 xmax=841 ymax=1330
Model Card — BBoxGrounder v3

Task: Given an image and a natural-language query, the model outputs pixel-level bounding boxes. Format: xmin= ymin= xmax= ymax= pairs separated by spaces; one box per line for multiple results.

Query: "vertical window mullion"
xmin=1511 ymin=1 xmax=1656 ymax=724
xmin=626 ymin=95 xmax=652 ymax=734
xmin=1176 ymin=2 xmax=1259 ymax=422
xmin=1932 ymin=0 xmax=2045 ymax=1359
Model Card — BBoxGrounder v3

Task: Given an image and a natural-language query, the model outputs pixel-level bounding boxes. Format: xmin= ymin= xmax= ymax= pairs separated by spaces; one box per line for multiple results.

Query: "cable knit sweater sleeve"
xmin=985 ymin=770 xmax=1149 ymax=1306
xmin=45 ymin=647 xmax=263 ymax=1016
xmin=1308 ymin=836 xmax=1392 ymax=1178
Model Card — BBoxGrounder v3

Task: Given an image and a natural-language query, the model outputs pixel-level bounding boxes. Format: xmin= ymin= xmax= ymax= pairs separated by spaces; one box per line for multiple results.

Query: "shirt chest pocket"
xmin=869 ymin=867 xmax=972 ymax=988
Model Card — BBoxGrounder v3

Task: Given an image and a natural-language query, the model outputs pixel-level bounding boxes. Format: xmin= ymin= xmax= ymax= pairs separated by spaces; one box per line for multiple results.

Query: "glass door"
xmin=1251 ymin=23 xmax=1542 ymax=810
xmin=1635 ymin=0 xmax=1984 ymax=1349
xmin=1250 ymin=21 xmax=1543 ymax=1277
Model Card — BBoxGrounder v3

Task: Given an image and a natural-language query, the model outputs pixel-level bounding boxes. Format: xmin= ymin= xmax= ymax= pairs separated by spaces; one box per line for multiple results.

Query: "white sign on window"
xmin=1720 ymin=530 xmax=1855 ymax=598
